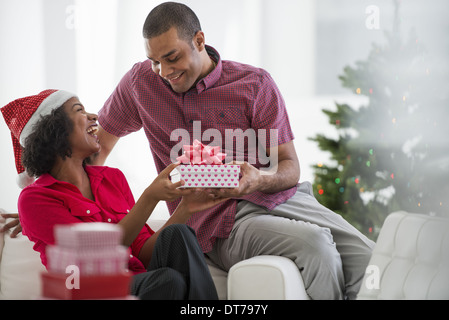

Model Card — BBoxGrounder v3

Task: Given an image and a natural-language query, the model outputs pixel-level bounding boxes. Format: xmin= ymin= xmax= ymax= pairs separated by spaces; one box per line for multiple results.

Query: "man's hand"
xmin=0 ymin=213 xmax=22 ymax=238
xmin=206 ymin=141 xmax=301 ymax=199
xmin=206 ymin=161 xmax=262 ymax=199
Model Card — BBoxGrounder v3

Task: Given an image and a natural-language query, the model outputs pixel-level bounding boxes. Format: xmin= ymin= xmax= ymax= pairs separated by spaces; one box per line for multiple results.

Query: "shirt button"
xmin=107 ymin=218 xmax=112 ymax=222
xmin=126 ymin=209 xmax=130 ymax=213
xmin=86 ymin=210 xmax=90 ymax=214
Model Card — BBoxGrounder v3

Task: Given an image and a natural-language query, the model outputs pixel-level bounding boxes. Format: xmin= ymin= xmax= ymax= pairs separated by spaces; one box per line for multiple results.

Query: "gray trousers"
xmin=205 ymin=182 xmax=375 ymax=300
xmin=131 ymin=224 xmax=218 ymax=300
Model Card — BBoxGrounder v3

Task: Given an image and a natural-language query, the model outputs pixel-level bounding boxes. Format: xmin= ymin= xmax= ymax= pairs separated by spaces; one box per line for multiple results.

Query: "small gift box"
xmin=54 ymin=222 xmax=123 ymax=249
xmin=178 ymin=164 xmax=240 ymax=188
xmin=175 ymin=140 xmax=240 ymax=188
xmin=46 ymin=245 xmax=130 ymax=275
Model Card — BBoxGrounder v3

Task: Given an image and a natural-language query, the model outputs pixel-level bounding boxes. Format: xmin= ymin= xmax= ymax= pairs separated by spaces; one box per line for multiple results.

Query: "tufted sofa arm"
xmin=357 ymin=211 xmax=449 ymax=300
xmin=227 ymin=255 xmax=309 ymax=300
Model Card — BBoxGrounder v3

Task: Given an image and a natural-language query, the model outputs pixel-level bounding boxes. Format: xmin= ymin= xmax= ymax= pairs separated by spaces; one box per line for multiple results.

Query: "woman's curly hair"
xmin=21 ymin=106 xmax=73 ymax=177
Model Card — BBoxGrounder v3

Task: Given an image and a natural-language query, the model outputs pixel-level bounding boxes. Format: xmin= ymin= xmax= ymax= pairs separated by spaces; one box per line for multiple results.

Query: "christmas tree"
xmin=310 ymin=2 xmax=449 ymax=240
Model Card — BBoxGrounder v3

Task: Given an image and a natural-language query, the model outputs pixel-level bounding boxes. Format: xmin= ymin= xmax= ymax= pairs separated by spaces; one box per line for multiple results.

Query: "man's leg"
xmin=206 ymin=182 xmax=374 ymax=300
xmin=206 ymin=202 xmax=346 ymax=300
xmin=270 ymin=182 xmax=375 ymax=299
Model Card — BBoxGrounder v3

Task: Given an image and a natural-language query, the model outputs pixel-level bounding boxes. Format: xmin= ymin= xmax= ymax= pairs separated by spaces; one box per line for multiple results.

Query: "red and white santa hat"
xmin=1 ymin=89 xmax=77 ymax=188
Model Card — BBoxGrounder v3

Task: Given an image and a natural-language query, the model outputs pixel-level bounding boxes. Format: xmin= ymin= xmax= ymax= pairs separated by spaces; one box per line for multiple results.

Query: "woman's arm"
xmin=117 ymin=162 xmax=188 ymax=246
xmin=116 ymin=161 xmax=227 ymax=268
xmin=137 ymin=191 xmax=228 ymax=268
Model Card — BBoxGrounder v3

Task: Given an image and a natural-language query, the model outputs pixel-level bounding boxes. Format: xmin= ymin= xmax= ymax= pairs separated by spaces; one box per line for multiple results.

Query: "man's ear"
xmin=193 ymin=31 xmax=206 ymax=51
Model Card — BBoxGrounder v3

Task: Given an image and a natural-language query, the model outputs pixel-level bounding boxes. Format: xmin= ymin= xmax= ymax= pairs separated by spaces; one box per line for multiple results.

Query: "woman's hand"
xmin=144 ymin=162 xmax=194 ymax=202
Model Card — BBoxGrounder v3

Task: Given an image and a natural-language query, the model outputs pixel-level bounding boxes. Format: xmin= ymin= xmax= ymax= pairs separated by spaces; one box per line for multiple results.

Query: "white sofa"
xmin=357 ymin=211 xmax=449 ymax=299
xmin=4 ymin=210 xmax=449 ymax=300
xmin=0 ymin=216 xmax=308 ymax=300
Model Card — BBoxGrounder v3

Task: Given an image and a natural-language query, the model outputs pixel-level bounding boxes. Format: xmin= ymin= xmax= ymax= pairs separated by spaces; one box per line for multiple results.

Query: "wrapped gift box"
xmin=46 ymin=245 xmax=130 ymax=275
xmin=41 ymin=271 xmax=132 ymax=300
xmin=176 ymin=139 xmax=240 ymax=188
xmin=54 ymin=222 xmax=123 ymax=249
xmin=43 ymin=223 xmax=133 ymax=300
xmin=178 ymin=164 xmax=240 ymax=188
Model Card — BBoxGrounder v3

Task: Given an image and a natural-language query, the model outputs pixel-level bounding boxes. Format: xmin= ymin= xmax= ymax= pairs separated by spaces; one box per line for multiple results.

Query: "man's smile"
xmin=166 ymin=72 xmax=184 ymax=83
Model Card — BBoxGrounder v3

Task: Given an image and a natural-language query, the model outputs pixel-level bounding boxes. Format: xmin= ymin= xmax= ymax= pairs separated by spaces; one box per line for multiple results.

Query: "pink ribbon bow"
xmin=176 ymin=139 xmax=226 ymax=165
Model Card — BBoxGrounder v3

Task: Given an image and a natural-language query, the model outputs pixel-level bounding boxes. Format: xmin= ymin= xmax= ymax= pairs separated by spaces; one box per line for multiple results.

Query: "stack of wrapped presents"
xmin=41 ymin=223 xmax=132 ymax=300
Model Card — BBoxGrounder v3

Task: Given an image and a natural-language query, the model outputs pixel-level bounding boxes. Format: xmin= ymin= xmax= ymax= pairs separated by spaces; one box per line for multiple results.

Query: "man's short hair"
xmin=142 ymin=2 xmax=202 ymax=43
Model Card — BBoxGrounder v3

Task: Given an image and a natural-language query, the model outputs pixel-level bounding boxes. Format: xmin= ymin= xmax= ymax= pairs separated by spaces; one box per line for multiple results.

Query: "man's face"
xmin=145 ymin=27 xmax=204 ymax=93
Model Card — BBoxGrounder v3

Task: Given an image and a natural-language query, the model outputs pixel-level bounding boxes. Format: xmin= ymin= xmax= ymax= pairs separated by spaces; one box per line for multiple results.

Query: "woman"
xmin=1 ymin=89 xmax=222 ymax=299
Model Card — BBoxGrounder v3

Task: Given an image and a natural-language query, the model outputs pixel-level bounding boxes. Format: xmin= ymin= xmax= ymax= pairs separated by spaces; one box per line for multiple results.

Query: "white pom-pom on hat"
xmin=16 ymin=170 xmax=36 ymax=189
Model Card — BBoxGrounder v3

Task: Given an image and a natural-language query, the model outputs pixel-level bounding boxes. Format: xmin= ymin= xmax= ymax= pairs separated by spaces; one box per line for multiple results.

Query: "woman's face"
xmin=63 ymin=97 xmax=100 ymax=159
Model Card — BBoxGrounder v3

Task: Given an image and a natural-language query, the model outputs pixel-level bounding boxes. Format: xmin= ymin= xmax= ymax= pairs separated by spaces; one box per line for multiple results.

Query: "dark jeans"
xmin=131 ymin=224 xmax=218 ymax=300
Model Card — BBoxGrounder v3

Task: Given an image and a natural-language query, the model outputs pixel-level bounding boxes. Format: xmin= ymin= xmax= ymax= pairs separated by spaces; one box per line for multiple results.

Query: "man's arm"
xmin=89 ymin=125 xmax=120 ymax=166
xmin=211 ymin=140 xmax=300 ymax=198
xmin=258 ymin=140 xmax=300 ymax=193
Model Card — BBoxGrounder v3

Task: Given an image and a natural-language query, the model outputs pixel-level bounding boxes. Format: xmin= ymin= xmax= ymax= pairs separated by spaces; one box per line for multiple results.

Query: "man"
xmin=93 ymin=2 xmax=374 ymax=299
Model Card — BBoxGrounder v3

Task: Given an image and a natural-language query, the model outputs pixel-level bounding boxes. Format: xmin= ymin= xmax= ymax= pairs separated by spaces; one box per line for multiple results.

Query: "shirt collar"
xmin=195 ymin=45 xmax=222 ymax=94
xmin=30 ymin=165 xmax=107 ymax=188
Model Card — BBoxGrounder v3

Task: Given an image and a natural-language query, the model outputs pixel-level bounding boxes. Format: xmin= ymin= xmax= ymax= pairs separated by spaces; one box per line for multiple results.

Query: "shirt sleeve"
xmin=251 ymin=72 xmax=295 ymax=149
xmin=112 ymin=167 xmax=155 ymax=259
xmin=18 ymin=188 xmax=82 ymax=266
xmin=98 ymin=64 xmax=143 ymax=137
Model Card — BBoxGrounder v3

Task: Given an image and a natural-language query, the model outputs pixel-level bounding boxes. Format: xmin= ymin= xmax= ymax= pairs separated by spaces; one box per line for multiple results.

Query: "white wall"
xmin=1 ymin=0 xmax=445 ymax=219
xmin=0 ymin=0 xmax=46 ymax=213
xmin=0 ymin=0 xmax=318 ymax=218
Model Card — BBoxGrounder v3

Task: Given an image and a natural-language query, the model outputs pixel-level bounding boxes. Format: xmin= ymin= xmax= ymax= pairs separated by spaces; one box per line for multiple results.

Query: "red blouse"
xmin=18 ymin=165 xmax=153 ymax=274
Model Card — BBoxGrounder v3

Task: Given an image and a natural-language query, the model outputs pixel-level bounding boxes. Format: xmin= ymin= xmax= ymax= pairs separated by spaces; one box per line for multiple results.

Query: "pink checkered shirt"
xmin=99 ymin=46 xmax=297 ymax=252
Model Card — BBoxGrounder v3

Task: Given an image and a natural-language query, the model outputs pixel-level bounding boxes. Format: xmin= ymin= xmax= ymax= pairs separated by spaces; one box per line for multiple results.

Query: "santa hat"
xmin=1 ymin=89 xmax=77 ymax=188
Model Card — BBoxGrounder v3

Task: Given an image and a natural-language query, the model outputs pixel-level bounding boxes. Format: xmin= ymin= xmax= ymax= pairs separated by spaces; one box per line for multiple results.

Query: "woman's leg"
xmin=148 ymin=224 xmax=218 ymax=300
xmin=131 ymin=267 xmax=187 ymax=300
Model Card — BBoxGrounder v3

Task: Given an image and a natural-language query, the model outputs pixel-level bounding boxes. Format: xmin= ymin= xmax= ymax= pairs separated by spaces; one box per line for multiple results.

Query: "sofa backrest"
xmin=0 ymin=216 xmax=46 ymax=300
